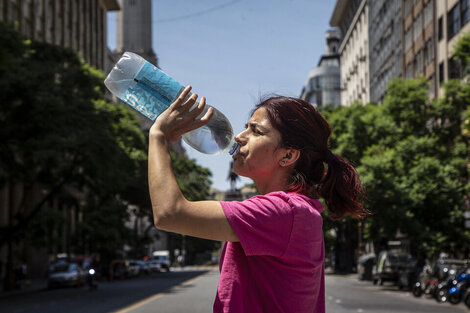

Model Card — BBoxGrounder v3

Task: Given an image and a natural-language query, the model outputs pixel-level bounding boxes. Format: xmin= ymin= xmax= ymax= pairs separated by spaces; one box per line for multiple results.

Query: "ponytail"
xmin=319 ymin=151 xmax=368 ymax=220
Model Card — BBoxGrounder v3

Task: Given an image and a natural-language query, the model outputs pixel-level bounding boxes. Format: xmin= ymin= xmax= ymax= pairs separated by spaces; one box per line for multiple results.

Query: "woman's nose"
xmin=234 ymin=130 xmax=247 ymax=145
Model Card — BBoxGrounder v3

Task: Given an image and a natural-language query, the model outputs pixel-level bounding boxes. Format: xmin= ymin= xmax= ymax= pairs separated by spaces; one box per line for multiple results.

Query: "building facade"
xmin=115 ymin=0 xmax=156 ymax=65
xmin=0 ymin=0 xmax=120 ymax=71
xmin=330 ymin=0 xmax=370 ymax=106
xmin=402 ymin=0 xmax=438 ymax=98
xmin=300 ymin=29 xmax=341 ymax=107
xmin=436 ymin=0 xmax=470 ymax=96
xmin=369 ymin=0 xmax=403 ymax=103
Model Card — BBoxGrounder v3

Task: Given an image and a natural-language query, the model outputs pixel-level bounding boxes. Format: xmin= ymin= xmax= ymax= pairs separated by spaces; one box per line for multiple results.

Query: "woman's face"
xmin=232 ymin=107 xmax=285 ymax=180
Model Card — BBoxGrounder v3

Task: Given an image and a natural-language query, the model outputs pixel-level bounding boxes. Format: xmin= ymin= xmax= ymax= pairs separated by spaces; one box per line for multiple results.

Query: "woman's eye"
xmin=244 ymin=123 xmax=262 ymax=135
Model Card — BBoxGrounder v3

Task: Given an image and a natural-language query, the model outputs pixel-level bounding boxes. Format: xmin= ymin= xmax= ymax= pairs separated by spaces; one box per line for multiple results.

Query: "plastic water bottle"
xmin=104 ymin=52 xmax=239 ymax=155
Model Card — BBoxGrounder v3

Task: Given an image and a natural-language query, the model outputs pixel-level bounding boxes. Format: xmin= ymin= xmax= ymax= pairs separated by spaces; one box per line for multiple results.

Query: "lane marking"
xmin=112 ymin=271 xmax=213 ymax=313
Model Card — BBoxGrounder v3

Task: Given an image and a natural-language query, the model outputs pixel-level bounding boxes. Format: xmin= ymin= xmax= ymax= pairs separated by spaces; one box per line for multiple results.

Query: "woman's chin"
xmin=233 ymin=165 xmax=249 ymax=178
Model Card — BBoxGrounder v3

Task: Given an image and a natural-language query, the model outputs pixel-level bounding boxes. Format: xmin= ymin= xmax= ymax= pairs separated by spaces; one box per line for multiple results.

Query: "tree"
xmin=0 ymin=22 xmax=147 ymax=289
xmin=320 ymin=72 xmax=470 ymax=261
xmin=166 ymin=152 xmax=218 ymax=265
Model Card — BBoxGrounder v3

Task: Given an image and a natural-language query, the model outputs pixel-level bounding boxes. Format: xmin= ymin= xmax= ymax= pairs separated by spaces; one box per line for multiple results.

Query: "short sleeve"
xmin=220 ymin=192 xmax=294 ymax=257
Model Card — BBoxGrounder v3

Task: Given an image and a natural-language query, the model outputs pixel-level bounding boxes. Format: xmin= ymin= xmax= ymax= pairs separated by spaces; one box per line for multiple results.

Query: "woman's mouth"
xmin=232 ymin=149 xmax=244 ymax=160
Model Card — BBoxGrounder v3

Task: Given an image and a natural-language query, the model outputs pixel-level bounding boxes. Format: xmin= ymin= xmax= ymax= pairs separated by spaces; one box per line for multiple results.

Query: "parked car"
xmin=47 ymin=262 xmax=84 ymax=288
xmin=136 ymin=260 xmax=150 ymax=275
xmin=147 ymin=260 xmax=162 ymax=272
xmin=152 ymin=250 xmax=171 ymax=272
xmin=128 ymin=260 xmax=141 ymax=277
xmin=357 ymin=254 xmax=376 ymax=281
xmin=372 ymin=251 xmax=413 ymax=285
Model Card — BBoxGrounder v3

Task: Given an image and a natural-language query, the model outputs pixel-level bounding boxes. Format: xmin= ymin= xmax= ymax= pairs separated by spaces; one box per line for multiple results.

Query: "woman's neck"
xmin=254 ymin=173 xmax=291 ymax=195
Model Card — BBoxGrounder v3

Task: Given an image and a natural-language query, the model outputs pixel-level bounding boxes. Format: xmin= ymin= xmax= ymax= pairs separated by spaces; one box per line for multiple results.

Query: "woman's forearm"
xmin=148 ymin=131 xmax=185 ymax=228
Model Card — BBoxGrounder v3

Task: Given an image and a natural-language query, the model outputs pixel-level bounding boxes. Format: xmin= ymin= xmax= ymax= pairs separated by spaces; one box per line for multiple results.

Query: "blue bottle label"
xmin=121 ymin=62 xmax=183 ymax=121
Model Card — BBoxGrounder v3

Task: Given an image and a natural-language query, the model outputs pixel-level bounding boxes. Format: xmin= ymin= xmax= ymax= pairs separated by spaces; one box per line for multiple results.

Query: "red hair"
xmin=255 ymin=96 xmax=368 ymax=220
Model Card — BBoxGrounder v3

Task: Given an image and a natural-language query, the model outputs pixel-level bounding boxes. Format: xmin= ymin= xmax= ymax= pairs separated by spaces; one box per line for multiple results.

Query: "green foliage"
xmin=0 ymin=21 xmax=218 ymax=283
xmin=320 ymin=74 xmax=470 ymax=258
xmin=453 ymin=31 xmax=470 ymax=73
xmin=0 ymin=22 xmax=146 ymax=261
xmin=168 ymin=152 xmax=220 ymax=264
xmin=171 ymin=152 xmax=212 ymax=201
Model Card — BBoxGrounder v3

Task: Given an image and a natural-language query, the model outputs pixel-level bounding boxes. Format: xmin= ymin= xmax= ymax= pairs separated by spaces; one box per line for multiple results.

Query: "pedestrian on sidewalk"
xmin=147 ymin=86 xmax=369 ymax=313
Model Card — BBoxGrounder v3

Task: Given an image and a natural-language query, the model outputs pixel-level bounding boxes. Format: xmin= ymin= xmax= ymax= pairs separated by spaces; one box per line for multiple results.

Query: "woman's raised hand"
xmin=150 ymin=86 xmax=213 ymax=142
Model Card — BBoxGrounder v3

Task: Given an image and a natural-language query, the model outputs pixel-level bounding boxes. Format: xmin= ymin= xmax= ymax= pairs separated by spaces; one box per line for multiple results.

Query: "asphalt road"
xmin=326 ymin=274 xmax=469 ymax=313
xmin=0 ymin=268 xmax=214 ymax=313
xmin=1 ymin=268 xmax=470 ymax=313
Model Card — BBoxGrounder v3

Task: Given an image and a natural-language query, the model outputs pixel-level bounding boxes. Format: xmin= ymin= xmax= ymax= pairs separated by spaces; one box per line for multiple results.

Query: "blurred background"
xmin=1 ymin=0 xmax=470 ymax=312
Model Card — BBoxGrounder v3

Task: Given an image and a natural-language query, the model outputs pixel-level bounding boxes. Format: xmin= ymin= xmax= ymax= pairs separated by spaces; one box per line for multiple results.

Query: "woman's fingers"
xmin=181 ymin=93 xmax=198 ymax=112
xmin=180 ymin=106 xmax=214 ymax=134
xmin=170 ymin=85 xmax=192 ymax=110
xmin=162 ymin=86 xmax=213 ymax=137
xmin=187 ymin=96 xmax=206 ymax=120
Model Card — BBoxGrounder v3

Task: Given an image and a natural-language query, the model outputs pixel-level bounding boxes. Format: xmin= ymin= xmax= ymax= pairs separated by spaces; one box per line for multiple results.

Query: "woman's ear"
xmin=279 ymin=149 xmax=300 ymax=167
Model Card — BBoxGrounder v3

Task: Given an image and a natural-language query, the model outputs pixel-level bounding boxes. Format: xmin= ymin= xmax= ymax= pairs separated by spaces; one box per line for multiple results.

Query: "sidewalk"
xmin=0 ymin=279 xmax=48 ymax=299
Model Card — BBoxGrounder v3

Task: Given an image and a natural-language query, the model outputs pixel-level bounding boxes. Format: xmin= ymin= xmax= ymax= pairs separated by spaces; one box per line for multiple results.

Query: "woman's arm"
xmin=148 ymin=86 xmax=239 ymax=242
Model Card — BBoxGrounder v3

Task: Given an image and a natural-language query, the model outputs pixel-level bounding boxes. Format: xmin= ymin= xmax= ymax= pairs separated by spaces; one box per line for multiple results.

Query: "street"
xmin=1 ymin=268 xmax=469 ymax=313
xmin=325 ymin=274 xmax=468 ymax=313
xmin=0 ymin=268 xmax=214 ymax=313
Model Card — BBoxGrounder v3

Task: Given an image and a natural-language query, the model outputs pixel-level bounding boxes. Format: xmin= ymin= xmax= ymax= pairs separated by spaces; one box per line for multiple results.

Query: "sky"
xmin=107 ymin=0 xmax=337 ymax=192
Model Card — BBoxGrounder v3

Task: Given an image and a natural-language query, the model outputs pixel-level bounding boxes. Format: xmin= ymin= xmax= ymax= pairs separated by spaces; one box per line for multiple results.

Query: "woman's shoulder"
xmin=259 ymin=191 xmax=324 ymax=214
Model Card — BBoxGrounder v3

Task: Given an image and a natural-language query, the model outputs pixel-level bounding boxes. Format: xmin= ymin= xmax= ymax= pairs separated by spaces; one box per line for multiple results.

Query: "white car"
xmin=152 ymin=251 xmax=171 ymax=272
xmin=147 ymin=260 xmax=162 ymax=272
xmin=48 ymin=262 xmax=84 ymax=288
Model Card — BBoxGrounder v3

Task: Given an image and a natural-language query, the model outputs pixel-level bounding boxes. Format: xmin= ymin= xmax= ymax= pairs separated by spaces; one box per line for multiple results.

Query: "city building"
xmin=300 ymin=28 xmax=341 ymax=107
xmin=0 ymin=0 xmax=120 ymax=71
xmin=369 ymin=0 xmax=403 ymax=104
xmin=436 ymin=0 xmax=470 ymax=96
xmin=115 ymin=0 xmax=157 ymax=66
xmin=402 ymin=0 xmax=438 ymax=98
xmin=330 ymin=0 xmax=370 ymax=106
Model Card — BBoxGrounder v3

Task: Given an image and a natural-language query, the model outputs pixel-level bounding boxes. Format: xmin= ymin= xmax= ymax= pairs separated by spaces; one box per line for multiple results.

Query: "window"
xmin=428 ymin=75 xmax=435 ymax=97
xmin=9 ymin=0 xmax=18 ymax=22
xmin=406 ymin=63 xmax=413 ymax=78
xmin=439 ymin=62 xmax=444 ymax=82
xmin=448 ymin=57 xmax=462 ymax=79
xmin=405 ymin=28 xmax=412 ymax=51
xmin=438 ymin=16 xmax=443 ymax=40
xmin=414 ymin=50 xmax=423 ymax=75
xmin=448 ymin=4 xmax=460 ymax=39
xmin=23 ymin=0 xmax=32 ymax=38
xmin=414 ymin=13 xmax=422 ymax=41
xmin=404 ymin=0 xmax=411 ymax=18
xmin=424 ymin=0 xmax=433 ymax=27
xmin=461 ymin=0 xmax=470 ymax=26
xmin=424 ymin=40 xmax=433 ymax=66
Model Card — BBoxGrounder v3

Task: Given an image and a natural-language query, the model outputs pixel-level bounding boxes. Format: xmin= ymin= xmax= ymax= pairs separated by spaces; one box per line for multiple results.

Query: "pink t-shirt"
xmin=214 ymin=191 xmax=325 ymax=313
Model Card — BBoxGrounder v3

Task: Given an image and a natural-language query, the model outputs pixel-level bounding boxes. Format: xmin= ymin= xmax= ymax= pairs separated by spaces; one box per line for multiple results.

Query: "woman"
xmin=148 ymin=86 xmax=367 ymax=313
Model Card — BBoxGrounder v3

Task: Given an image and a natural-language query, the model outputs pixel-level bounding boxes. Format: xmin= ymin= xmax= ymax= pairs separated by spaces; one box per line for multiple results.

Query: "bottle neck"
xmin=227 ymin=138 xmax=239 ymax=155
